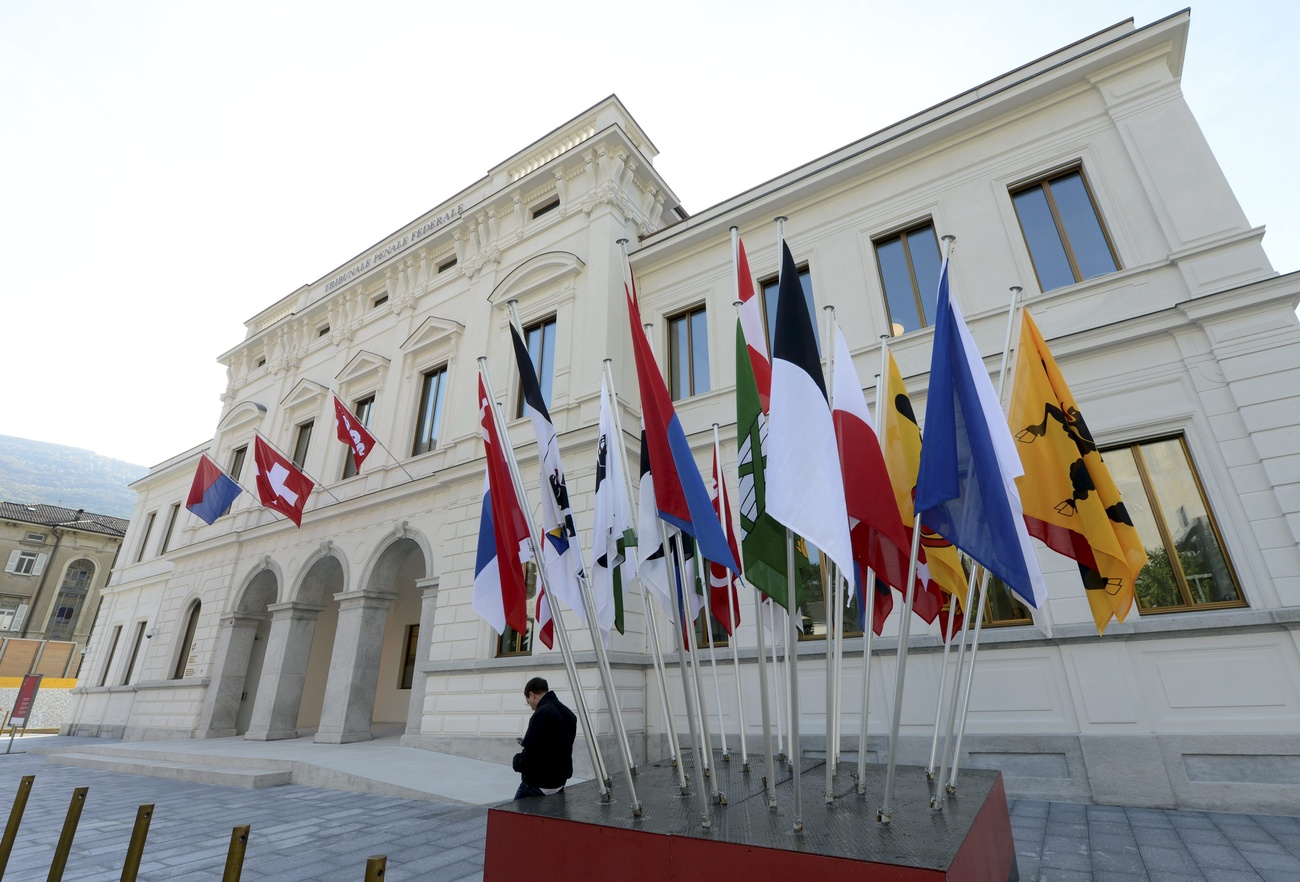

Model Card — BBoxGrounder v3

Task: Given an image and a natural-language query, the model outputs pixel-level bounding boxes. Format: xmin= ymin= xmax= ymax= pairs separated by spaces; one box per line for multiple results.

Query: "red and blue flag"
xmin=185 ymin=454 xmax=242 ymax=525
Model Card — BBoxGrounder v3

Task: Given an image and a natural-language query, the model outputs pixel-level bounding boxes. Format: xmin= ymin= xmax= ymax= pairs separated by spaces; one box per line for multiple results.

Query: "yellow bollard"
xmin=363 ymin=854 xmax=387 ymax=880
xmin=0 ymin=775 xmax=34 ymax=878
xmin=46 ymin=786 xmax=88 ymax=881
xmin=221 ymin=825 xmax=250 ymax=882
xmin=119 ymin=803 xmax=153 ymax=882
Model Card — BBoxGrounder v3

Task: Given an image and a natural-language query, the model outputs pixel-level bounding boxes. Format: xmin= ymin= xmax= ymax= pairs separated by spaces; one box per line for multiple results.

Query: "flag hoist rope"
xmin=476 ymin=358 xmax=612 ymax=802
xmin=505 ymin=299 xmax=641 ymax=815
xmin=618 ymin=242 xmax=713 ymax=828
xmin=713 ymin=421 xmax=750 ymax=771
xmin=934 ymin=284 xmax=1024 ymax=810
xmin=603 ymin=356 xmax=688 ymax=795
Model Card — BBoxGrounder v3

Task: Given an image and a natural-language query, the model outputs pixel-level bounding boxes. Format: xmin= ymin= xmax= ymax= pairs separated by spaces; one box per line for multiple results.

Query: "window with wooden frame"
xmin=514 ymin=317 xmax=557 ymax=419
xmin=496 ymin=563 xmax=539 ymax=657
xmin=172 ymin=601 xmax=201 ymax=679
xmin=792 ymin=540 xmax=864 ymax=641
xmin=341 ymin=395 xmax=376 ymax=479
xmin=1011 ymin=167 xmax=1119 ymax=292
xmin=1103 ymin=435 xmax=1244 ymax=613
xmin=411 ymin=367 xmax=448 ymax=456
xmin=759 ymin=264 xmax=819 ymax=354
xmin=400 ymin=624 xmax=419 ymax=689
xmin=292 ymin=420 xmax=314 ymax=469
xmin=667 ymin=305 xmax=710 ymax=400
xmin=874 ymin=222 xmax=943 ymax=335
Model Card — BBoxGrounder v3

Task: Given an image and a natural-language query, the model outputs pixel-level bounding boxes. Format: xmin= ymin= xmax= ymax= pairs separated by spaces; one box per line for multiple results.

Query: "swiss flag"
xmin=253 ymin=437 xmax=314 ymax=527
xmin=334 ymin=395 xmax=377 ymax=472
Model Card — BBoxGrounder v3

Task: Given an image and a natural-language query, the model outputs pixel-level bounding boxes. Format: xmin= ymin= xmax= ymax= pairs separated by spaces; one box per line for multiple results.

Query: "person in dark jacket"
xmin=512 ymin=677 xmax=577 ymax=799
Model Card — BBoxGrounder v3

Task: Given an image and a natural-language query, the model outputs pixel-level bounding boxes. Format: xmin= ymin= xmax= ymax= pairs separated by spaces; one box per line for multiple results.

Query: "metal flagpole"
xmin=878 ymin=517 xmax=924 ymax=823
xmin=771 ymin=599 xmax=786 ymax=760
xmin=252 ymin=431 xmax=342 ymax=504
xmin=683 ymin=549 xmax=719 ymax=798
xmin=504 ymin=300 xmax=640 ymax=805
xmin=939 ymin=285 xmax=1024 ymax=803
xmin=696 ymin=550 xmax=730 ymax=763
xmin=477 ymin=358 xmax=610 ymax=801
xmin=927 ymin=567 xmax=975 ymax=779
xmin=822 ymin=303 xmax=838 ymax=802
xmin=785 ymin=530 xmax=804 ymax=833
xmin=603 ymin=357 xmax=687 ymax=794
xmin=663 ymin=523 xmax=713 ymax=827
xmin=712 ymin=422 xmax=750 ymax=771
xmin=299 ymin=379 xmax=419 ymax=483
xmin=858 ymin=335 xmax=891 ymax=795
xmin=934 ymin=567 xmax=984 ymax=807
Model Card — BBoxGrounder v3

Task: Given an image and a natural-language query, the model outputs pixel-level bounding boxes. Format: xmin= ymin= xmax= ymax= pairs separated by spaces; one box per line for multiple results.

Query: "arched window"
xmin=172 ymin=601 xmax=202 ymax=679
xmin=46 ymin=559 xmax=95 ymax=640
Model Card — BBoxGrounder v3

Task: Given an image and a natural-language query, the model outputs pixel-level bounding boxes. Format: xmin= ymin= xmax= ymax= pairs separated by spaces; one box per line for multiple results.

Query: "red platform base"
xmin=486 ymin=756 xmax=1016 ymax=881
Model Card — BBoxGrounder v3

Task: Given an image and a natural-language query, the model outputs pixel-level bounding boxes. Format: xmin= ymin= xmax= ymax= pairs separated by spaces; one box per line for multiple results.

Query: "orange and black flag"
xmin=1008 ymin=311 xmax=1147 ymax=634
xmin=880 ymin=350 xmax=969 ymax=638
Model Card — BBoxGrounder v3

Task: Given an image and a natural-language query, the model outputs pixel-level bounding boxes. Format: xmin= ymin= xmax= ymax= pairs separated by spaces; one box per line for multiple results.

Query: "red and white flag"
xmin=708 ymin=448 xmax=742 ymax=636
xmin=252 ymin=437 xmax=315 ymax=527
xmin=736 ymin=236 xmax=771 ymax=413
xmin=333 ymin=395 xmax=377 ymax=473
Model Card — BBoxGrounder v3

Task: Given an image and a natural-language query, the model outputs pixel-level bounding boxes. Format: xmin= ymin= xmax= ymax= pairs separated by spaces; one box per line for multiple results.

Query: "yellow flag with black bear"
xmin=1009 ymin=311 xmax=1147 ymax=634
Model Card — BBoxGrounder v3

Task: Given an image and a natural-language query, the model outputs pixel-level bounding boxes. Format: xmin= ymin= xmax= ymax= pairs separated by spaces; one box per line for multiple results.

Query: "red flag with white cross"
xmin=253 ymin=436 xmax=315 ymax=527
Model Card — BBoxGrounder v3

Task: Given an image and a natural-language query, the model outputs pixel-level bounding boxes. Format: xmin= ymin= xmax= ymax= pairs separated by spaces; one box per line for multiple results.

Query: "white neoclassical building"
xmin=69 ymin=11 xmax=1300 ymax=813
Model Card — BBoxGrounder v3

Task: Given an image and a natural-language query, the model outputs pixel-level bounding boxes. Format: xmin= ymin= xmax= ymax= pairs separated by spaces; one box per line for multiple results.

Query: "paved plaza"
xmin=1 ymin=736 xmax=1299 ymax=880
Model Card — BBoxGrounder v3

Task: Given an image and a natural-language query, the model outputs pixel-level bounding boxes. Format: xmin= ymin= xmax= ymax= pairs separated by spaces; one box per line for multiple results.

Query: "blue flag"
xmin=914 ymin=261 xmax=1048 ymax=619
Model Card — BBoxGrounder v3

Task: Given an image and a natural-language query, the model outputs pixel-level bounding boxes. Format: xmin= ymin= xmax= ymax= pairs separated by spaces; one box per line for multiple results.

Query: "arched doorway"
xmin=196 ymin=566 xmax=277 ymax=739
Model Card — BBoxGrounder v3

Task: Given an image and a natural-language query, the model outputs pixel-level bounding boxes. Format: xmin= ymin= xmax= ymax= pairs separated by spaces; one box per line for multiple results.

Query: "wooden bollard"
xmin=119 ymin=803 xmax=153 ymax=882
xmin=46 ymin=786 xmax=88 ymax=881
xmin=364 ymin=854 xmax=387 ymax=880
xmin=221 ymin=825 xmax=250 ymax=882
xmin=0 ymin=775 xmax=34 ymax=877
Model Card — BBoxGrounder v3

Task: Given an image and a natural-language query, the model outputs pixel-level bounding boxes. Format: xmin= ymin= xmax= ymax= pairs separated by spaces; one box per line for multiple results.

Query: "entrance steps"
xmin=42 ymin=750 xmax=292 ymax=788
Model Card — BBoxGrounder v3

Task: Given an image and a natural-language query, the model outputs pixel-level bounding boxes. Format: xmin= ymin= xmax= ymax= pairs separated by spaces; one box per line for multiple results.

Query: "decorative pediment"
xmin=216 ymin=400 xmax=269 ymax=434
xmin=279 ymin=378 xmax=328 ymax=414
xmin=335 ymin=350 xmax=390 ymax=389
xmin=487 ymin=251 xmax=585 ymax=306
xmin=401 ymin=316 xmax=465 ymax=355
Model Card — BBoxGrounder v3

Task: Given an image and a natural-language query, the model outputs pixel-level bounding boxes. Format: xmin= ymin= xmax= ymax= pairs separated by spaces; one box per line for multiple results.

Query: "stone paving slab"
xmin=4 ymin=747 xmax=1300 ymax=881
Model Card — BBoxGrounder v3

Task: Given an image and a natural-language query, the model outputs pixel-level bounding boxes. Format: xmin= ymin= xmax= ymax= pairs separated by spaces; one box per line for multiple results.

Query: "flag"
xmin=736 ymin=235 xmax=771 ymax=412
xmin=765 ymin=242 xmax=853 ymax=582
xmin=707 ymin=447 xmax=742 ymax=636
xmin=185 ymin=454 xmax=242 ymax=525
xmin=636 ymin=429 xmax=699 ymax=626
xmin=735 ymin=316 xmax=800 ymax=609
xmin=333 ymin=395 xmax=377 ymax=473
xmin=510 ymin=323 xmax=586 ymax=620
xmin=591 ymin=376 xmax=633 ymax=640
xmin=1009 ymin=311 xmax=1147 ymax=634
xmin=535 ymin=580 xmax=554 ymax=649
xmin=830 ymin=325 xmax=916 ymax=604
xmin=624 ymin=263 xmax=740 ymax=574
xmin=881 ymin=348 xmax=968 ymax=623
xmin=915 ymin=260 xmax=1049 ymax=625
xmin=472 ymin=376 xmax=530 ymax=636
xmin=252 ymin=437 xmax=314 ymax=527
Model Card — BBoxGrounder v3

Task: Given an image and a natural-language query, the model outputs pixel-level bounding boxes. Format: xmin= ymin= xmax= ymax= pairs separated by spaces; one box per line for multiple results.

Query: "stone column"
xmin=404 ymin=577 xmax=440 ymax=736
xmin=314 ymin=590 xmax=396 ymax=744
xmin=196 ymin=612 xmax=263 ymax=739
xmin=243 ymin=601 xmax=324 ymax=742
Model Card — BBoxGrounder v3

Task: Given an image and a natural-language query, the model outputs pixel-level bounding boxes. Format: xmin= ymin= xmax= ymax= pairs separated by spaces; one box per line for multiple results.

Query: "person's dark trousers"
xmin=514 ymin=782 xmax=546 ymax=800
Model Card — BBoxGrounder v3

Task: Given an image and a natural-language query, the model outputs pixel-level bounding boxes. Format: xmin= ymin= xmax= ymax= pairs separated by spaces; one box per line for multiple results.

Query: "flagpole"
xmin=664 ymin=524 xmax=714 ymax=827
xmin=303 ymin=380 xmax=418 ymax=483
xmin=503 ymin=301 xmax=641 ymax=813
xmin=252 ymin=430 xmax=341 ymax=504
xmin=477 ymin=358 xmax=612 ymax=802
xmin=940 ymin=284 xmax=1024 ymax=803
xmin=934 ymin=567 xmax=985 ymax=808
xmin=683 ymin=550 xmax=720 ymax=797
xmin=932 ymin=561 xmax=977 ymax=806
xmin=822 ymin=304 xmax=840 ymax=803
xmin=878 ymin=517 xmax=923 ymax=824
xmin=713 ymin=422 xmax=750 ymax=771
xmin=696 ymin=550 xmax=730 ymax=764
xmin=771 ymin=600 xmax=786 ymax=760
xmin=927 ymin=566 xmax=974 ymax=780
xmin=604 ymin=357 xmax=687 ymax=794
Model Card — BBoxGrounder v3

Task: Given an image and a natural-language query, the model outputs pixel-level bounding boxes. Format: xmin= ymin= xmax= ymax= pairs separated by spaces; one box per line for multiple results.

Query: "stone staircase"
xmin=39 ymin=746 xmax=294 ymax=789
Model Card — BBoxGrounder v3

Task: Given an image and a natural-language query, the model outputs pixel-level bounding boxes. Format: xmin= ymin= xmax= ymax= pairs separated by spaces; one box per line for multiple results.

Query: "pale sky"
xmin=3 ymin=1 xmax=1296 ymax=467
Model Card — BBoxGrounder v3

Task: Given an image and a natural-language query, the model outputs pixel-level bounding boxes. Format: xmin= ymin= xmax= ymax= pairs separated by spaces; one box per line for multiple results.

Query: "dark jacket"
xmin=512 ymin=691 xmax=577 ymax=789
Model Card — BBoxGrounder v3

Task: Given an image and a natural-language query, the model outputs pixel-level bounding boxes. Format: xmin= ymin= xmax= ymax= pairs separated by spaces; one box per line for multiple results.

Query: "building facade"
xmin=68 ymin=12 xmax=1300 ymax=813
xmin=1 ymin=502 xmax=128 ymax=674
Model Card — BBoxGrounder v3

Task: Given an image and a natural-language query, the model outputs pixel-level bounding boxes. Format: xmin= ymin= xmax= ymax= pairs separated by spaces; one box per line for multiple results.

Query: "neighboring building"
xmin=1 ymin=502 xmax=128 ymax=674
xmin=68 ymin=11 xmax=1300 ymax=813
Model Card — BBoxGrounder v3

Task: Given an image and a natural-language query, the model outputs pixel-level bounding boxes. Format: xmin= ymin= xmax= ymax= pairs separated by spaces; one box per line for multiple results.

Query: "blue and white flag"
xmin=914 ymin=259 xmax=1049 ymax=631
xmin=510 ymin=323 xmax=587 ymax=620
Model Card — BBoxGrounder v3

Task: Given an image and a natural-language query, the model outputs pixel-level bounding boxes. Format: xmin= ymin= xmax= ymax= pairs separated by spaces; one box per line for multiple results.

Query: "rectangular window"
xmin=292 ymin=420 xmax=314 ymax=469
xmin=173 ymin=604 xmax=201 ymax=680
xmin=98 ymin=625 xmax=122 ymax=687
xmin=135 ymin=512 xmax=156 ymax=563
xmin=23 ymin=532 xmax=44 ymax=544
xmin=437 ymin=257 xmax=457 ymax=273
xmin=7 ymin=551 xmax=39 ymax=576
xmin=1104 ymin=436 xmax=1244 ymax=613
xmin=531 ymin=197 xmax=560 ymax=219
xmin=318 ymin=324 xmax=330 ymax=337
xmin=1011 ymin=168 xmax=1118 ymax=292
xmin=497 ymin=563 xmax=538 ymax=657
xmin=760 ymin=265 xmax=818 ymax=354
xmin=229 ymin=445 xmax=248 ymax=482
xmin=668 ymin=306 xmax=710 ymax=400
xmin=875 ymin=222 xmax=943 ymax=335
xmin=122 ymin=622 xmax=146 ymax=685
xmin=792 ymin=540 xmax=863 ymax=641
xmin=341 ymin=395 xmax=376 ymax=479
xmin=159 ymin=503 xmax=181 ymax=554
xmin=0 ymin=598 xmax=21 ymax=632
xmin=412 ymin=367 xmax=448 ymax=456
xmin=400 ymin=624 xmax=419 ymax=689
xmin=514 ymin=317 xmax=557 ymax=418
xmin=373 ymin=294 xmax=389 ymax=308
